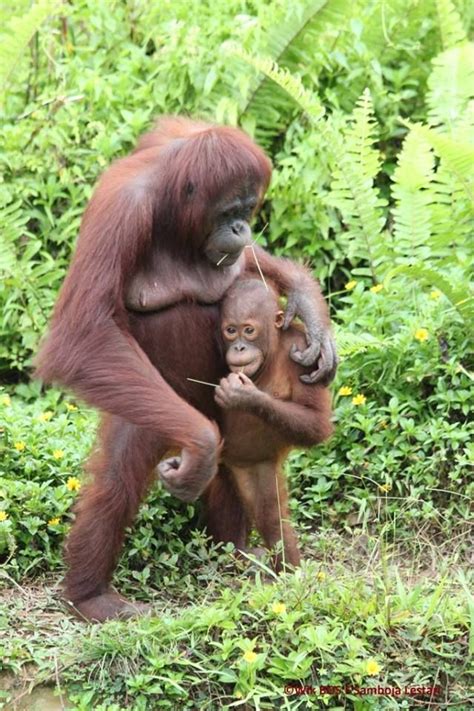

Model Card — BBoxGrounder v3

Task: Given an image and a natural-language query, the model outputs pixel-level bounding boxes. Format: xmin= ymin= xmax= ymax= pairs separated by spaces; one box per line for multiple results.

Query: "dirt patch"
xmin=0 ymin=674 xmax=71 ymax=711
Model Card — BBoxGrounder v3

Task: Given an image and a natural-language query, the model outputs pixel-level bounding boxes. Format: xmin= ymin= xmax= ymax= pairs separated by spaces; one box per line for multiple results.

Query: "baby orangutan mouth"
xmin=228 ymin=354 xmax=264 ymax=377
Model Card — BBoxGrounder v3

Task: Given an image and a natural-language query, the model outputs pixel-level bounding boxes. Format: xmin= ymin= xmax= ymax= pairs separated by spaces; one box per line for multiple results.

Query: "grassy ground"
xmin=1 ymin=528 xmax=472 ymax=710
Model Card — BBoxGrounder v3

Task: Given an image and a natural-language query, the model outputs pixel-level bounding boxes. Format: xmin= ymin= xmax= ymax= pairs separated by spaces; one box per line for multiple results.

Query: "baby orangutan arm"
xmin=215 ymin=373 xmax=333 ymax=447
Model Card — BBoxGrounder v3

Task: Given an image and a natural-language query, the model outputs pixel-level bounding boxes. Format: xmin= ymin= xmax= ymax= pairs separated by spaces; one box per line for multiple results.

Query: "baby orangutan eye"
xmin=225 ymin=326 xmax=237 ymax=337
xmin=243 ymin=326 xmax=255 ymax=336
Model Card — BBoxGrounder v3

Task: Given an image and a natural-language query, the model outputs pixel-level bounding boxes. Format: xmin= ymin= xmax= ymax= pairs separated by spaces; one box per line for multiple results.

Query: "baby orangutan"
xmin=214 ymin=278 xmax=333 ymax=570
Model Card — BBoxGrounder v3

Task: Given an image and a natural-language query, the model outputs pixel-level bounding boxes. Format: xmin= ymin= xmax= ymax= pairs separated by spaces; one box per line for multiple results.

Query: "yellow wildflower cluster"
xmin=14 ymin=441 xmax=26 ymax=452
xmin=53 ymin=450 xmax=64 ymax=460
xmin=430 ymin=290 xmax=441 ymax=299
xmin=243 ymin=650 xmax=257 ymax=664
xmin=366 ymin=659 xmax=381 ymax=675
xmin=66 ymin=477 xmax=81 ymax=492
xmin=345 ymin=280 xmax=357 ymax=291
xmin=38 ymin=411 xmax=53 ymax=422
xmin=0 ymin=511 xmax=8 ymax=522
xmin=352 ymin=394 xmax=367 ymax=406
xmin=414 ymin=328 xmax=429 ymax=342
xmin=48 ymin=517 xmax=60 ymax=526
xmin=317 ymin=571 xmax=326 ymax=582
xmin=370 ymin=284 xmax=383 ymax=293
xmin=271 ymin=602 xmax=286 ymax=615
xmin=66 ymin=403 xmax=78 ymax=412
xmin=338 ymin=386 xmax=353 ymax=396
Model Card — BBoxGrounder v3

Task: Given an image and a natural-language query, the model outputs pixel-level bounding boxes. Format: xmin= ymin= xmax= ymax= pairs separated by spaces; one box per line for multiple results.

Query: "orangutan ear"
xmin=275 ymin=310 xmax=285 ymax=328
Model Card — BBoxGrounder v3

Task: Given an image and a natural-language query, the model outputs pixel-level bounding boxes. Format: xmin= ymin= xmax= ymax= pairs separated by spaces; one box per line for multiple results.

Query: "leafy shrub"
xmin=289 ymin=283 xmax=473 ymax=536
xmin=0 ymin=385 xmax=199 ymax=580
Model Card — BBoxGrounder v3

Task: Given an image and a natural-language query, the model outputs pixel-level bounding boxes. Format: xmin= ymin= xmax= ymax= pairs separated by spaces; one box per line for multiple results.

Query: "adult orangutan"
xmin=35 ymin=116 xmax=337 ymax=622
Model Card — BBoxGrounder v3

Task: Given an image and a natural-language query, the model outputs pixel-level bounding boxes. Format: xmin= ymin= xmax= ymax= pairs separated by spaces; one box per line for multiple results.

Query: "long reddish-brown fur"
xmin=34 ymin=117 xmax=332 ymax=620
xmin=218 ymin=280 xmax=333 ymax=570
xmin=35 ymin=117 xmax=271 ymax=440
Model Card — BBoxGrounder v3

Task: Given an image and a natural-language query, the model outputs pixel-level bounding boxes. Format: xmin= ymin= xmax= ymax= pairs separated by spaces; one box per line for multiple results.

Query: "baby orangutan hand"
xmin=214 ymin=372 xmax=261 ymax=410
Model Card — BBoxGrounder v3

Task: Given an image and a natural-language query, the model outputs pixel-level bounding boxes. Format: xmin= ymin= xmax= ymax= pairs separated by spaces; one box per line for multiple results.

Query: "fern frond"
xmin=241 ymin=0 xmax=350 ymax=114
xmin=325 ymin=89 xmax=387 ymax=276
xmin=345 ymin=87 xmax=381 ymax=179
xmin=334 ymin=326 xmax=386 ymax=357
xmin=0 ymin=202 xmax=26 ymax=272
xmin=232 ymin=0 xmax=352 ymax=144
xmin=0 ymin=0 xmax=58 ymax=94
xmin=391 ymin=125 xmax=435 ymax=259
xmin=385 ymin=265 xmax=473 ymax=324
xmin=436 ymin=0 xmax=467 ymax=49
xmin=427 ymin=43 xmax=474 ymax=131
xmin=429 ymin=170 xmax=473 ymax=254
xmin=417 ymin=125 xmax=474 ymax=206
xmin=231 ymin=49 xmax=325 ymax=123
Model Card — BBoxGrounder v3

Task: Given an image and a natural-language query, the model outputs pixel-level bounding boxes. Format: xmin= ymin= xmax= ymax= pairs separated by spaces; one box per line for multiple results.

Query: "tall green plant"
xmin=234 ymin=49 xmax=473 ymax=329
xmin=436 ymin=0 xmax=468 ymax=49
xmin=324 ymin=90 xmax=387 ymax=280
xmin=0 ymin=0 xmax=58 ymax=95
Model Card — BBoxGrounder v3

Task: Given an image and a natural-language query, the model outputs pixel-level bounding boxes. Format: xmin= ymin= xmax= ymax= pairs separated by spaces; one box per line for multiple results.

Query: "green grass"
xmin=0 ymin=380 xmax=472 ymax=708
xmin=1 ymin=530 xmax=472 ymax=709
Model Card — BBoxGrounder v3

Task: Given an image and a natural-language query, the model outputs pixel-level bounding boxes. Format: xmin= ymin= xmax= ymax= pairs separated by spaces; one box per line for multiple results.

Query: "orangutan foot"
xmin=64 ymin=590 xmax=152 ymax=623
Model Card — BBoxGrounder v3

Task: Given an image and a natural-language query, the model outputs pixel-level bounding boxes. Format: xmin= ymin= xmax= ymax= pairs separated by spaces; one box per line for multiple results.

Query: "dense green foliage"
xmin=0 ymin=0 xmax=472 ymax=708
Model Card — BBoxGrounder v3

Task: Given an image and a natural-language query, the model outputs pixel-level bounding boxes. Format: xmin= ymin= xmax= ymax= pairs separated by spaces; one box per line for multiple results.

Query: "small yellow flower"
xmin=370 ymin=284 xmax=383 ymax=293
xmin=345 ymin=280 xmax=357 ymax=291
xmin=338 ymin=386 xmax=353 ymax=396
xmin=414 ymin=328 xmax=429 ymax=342
xmin=352 ymin=394 xmax=367 ymax=406
xmin=1 ymin=395 xmax=11 ymax=406
xmin=243 ymin=650 xmax=257 ymax=664
xmin=317 ymin=571 xmax=326 ymax=582
xmin=48 ymin=517 xmax=60 ymax=526
xmin=14 ymin=441 xmax=26 ymax=452
xmin=66 ymin=403 xmax=77 ymax=412
xmin=235 ymin=691 xmax=243 ymax=699
xmin=66 ymin=477 xmax=81 ymax=492
xmin=38 ymin=411 xmax=53 ymax=422
xmin=430 ymin=290 xmax=441 ymax=300
xmin=52 ymin=450 xmax=64 ymax=460
xmin=0 ymin=511 xmax=8 ymax=522
xmin=366 ymin=659 xmax=381 ymax=675
xmin=271 ymin=602 xmax=286 ymax=615
xmin=378 ymin=483 xmax=392 ymax=493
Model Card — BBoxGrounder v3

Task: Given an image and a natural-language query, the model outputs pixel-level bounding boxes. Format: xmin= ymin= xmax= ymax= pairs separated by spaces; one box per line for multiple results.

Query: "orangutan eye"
xmin=225 ymin=326 xmax=237 ymax=337
xmin=244 ymin=326 xmax=255 ymax=336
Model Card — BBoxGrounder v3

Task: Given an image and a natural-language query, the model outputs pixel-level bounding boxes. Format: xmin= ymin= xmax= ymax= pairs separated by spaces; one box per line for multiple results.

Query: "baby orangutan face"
xmin=221 ymin=280 xmax=284 ymax=378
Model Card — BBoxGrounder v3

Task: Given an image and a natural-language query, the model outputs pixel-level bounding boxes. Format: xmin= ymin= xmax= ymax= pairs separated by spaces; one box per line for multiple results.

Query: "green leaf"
xmin=0 ymin=0 xmax=59 ymax=95
xmin=436 ymin=0 xmax=467 ymax=50
xmin=385 ymin=264 xmax=473 ymax=325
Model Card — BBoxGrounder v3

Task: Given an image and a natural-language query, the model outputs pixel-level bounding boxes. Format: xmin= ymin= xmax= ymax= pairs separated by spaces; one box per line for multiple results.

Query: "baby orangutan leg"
xmin=201 ymin=465 xmax=250 ymax=550
xmin=231 ymin=461 xmax=301 ymax=573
